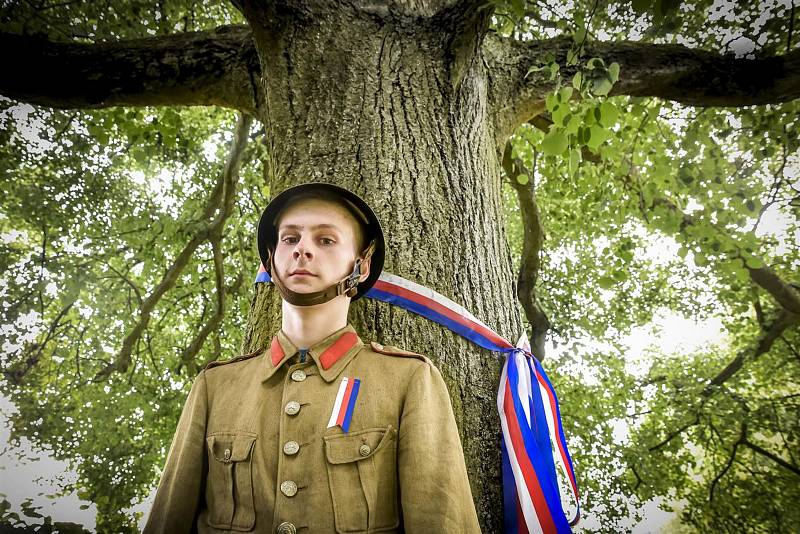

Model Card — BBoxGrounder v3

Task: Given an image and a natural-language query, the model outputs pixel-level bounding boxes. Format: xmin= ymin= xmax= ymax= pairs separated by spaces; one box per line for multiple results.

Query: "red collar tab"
xmin=271 ymin=336 xmax=285 ymax=366
xmin=320 ymin=331 xmax=359 ymax=370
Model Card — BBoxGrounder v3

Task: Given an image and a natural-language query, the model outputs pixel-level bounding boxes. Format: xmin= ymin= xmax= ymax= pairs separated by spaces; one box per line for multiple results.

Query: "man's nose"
xmin=292 ymin=238 xmax=312 ymax=259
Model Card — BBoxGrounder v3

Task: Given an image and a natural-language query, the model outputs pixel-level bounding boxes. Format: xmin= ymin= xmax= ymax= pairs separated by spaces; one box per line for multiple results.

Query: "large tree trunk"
xmin=239 ymin=3 xmax=519 ymax=529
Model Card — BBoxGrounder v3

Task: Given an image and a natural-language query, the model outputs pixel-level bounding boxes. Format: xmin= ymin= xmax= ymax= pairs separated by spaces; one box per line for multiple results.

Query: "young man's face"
xmin=274 ymin=197 xmax=370 ymax=296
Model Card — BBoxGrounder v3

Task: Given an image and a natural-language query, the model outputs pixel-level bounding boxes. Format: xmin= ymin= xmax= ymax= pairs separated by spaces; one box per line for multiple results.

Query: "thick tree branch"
xmin=649 ymin=309 xmax=797 ymax=452
xmin=94 ymin=114 xmax=253 ymax=381
xmin=237 ymin=0 xmax=484 ymax=20
xmin=177 ymin=236 xmax=226 ymax=374
xmin=630 ymin=464 xmax=642 ymax=492
xmin=436 ymin=0 xmax=494 ymax=91
xmin=702 ymin=309 xmax=799 ymax=395
xmin=176 ymin=126 xmax=249 ymax=373
xmin=742 ymin=437 xmax=800 ymax=477
xmin=709 ymin=423 xmax=745 ymax=503
xmin=746 ymin=263 xmax=800 ymax=316
xmin=649 ymin=415 xmax=700 ymax=451
xmin=485 ymin=33 xmax=800 ymax=142
xmin=501 ymin=141 xmax=551 ymax=359
xmin=0 ymin=25 xmax=261 ymax=113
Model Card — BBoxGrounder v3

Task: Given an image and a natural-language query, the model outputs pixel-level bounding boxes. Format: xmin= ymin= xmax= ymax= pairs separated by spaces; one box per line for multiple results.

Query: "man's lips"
xmin=289 ymin=270 xmax=316 ymax=277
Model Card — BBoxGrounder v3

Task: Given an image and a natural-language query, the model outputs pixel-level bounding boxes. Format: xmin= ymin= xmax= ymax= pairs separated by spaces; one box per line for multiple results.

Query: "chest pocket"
xmin=324 ymin=426 xmax=399 ymax=533
xmin=206 ymin=431 xmax=258 ymax=531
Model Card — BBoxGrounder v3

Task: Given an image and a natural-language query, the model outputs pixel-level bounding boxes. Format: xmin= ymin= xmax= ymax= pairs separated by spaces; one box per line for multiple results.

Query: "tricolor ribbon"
xmin=256 ymin=267 xmax=580 ymax=532
xmin=328 ymin=376 xmax=361 ymax=433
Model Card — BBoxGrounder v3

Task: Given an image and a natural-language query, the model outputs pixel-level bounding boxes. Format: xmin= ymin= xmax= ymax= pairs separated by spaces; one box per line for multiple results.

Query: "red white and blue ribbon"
xmin=328 ymin=376 xmax=361 ymax=433
xmin=499 ymin=335 xmax=580 ymax=533
xmin=256 ymin=267 xmax=580 ymax=532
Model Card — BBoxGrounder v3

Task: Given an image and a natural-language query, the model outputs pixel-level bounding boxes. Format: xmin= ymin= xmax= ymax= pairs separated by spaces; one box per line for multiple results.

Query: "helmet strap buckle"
xmin=337 ymin=258 xmax=362 ymax=298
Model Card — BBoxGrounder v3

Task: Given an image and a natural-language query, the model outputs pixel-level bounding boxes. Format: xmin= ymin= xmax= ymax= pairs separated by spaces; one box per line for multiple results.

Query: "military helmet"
xmin=258 ymin=182 xmax=385 ymax=305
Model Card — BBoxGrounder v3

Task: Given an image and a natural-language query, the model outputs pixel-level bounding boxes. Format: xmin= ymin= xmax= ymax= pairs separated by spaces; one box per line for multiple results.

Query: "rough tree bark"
xmin=236 ymin=1 xmax=516 ymax=528
xmin=3 ymin=0 xmax=800 ymax=529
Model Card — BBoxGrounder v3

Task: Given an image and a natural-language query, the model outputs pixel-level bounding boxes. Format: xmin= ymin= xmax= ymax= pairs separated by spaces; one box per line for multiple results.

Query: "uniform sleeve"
xmin=397 ymin=361 xmax=481 ymax=533
xmin=143 ymin=370 xmax=208 ymax=534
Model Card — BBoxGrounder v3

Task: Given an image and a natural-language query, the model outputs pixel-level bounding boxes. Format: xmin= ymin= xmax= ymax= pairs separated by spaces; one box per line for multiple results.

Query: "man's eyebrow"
xmin=279 ymin=223 xmax=343 ymax=232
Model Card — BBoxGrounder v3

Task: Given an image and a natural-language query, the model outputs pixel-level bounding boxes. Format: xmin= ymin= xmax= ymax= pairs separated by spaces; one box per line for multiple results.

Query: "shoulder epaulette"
xmin=369 ymin=341 xmax=429 ymax=362
xmin=204 ymin=347 xmax=264 ymax=370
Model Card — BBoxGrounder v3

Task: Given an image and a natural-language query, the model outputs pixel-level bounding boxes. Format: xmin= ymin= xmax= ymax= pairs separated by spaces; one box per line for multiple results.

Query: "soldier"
xmin=144 ymin=183 xmax=481 ymax=533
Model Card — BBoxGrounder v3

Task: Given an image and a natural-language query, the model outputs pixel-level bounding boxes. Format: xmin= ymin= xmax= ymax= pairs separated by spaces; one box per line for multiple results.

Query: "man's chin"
xmin=285 ymin=280 xmax=323 ymax=293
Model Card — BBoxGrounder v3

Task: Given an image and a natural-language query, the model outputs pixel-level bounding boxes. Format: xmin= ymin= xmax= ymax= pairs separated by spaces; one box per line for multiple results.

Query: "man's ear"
xmin=358 ymin=256 xmax=371 ymax=283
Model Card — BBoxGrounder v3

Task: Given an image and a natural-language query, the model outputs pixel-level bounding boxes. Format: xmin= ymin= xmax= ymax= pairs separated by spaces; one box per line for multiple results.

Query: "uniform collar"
xmin=263 ymin=324 xmax=364 ymax=383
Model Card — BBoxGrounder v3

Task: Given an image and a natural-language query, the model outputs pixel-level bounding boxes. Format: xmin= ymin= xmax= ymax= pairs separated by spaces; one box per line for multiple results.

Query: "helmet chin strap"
xmin=270 ymin=241 xmax=375 ymax=307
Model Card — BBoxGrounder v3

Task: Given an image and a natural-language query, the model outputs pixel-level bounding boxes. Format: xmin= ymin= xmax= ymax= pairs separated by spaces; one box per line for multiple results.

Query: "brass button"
xmin=223 ymin=448 xmax=231 ymax=461
xmin=276 ymin=522 xmax=296 ymax=534
xmin=291 ymin=369 xmax=307 ymax=382
xmin=283 ymin=441 xmax=300 ymax=456
xmin=280 ymin=480 xmax=298 ymax=497
xmin=359 ymin=444 xmax=371 ymax=457
xmin=284 ymin=401 xmax=301 ymax=416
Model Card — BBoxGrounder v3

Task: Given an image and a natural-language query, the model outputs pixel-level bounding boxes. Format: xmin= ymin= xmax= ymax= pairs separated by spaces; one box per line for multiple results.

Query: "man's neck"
xmin=281 ymin=297 xmax=350 ymax=349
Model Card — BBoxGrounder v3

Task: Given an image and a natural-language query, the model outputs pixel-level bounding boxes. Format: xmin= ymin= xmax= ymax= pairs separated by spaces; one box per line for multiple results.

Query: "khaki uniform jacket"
xmin=144 ymin=324 xmax=481 ymax=534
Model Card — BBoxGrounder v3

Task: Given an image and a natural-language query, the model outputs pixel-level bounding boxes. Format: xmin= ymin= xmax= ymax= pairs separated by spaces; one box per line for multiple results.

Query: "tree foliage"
xmin=1 ymin=0 xmax=798 ymax=532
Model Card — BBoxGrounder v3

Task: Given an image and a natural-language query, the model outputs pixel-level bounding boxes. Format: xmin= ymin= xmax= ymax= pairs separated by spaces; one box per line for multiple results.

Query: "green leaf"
xmin=566 ymin=48 xmax=579 ymax=66
xmin=510 ymin=0 xmax=525 ymax=20
xmin=734 ymin=265 xmax=750 ymax=282
xmin=586 ymin=57 xmax=606 ymax=70
xmin=525 ymin=65 xmax=547 ymax=79
xmin=572 ymin=71 xmax=583 ymax=91
xmin=608 ymin=62 xmax=620 ymax=84
xmin=578 ymin=125 xmax=591 ymax=145
xmin=598 ymin=276 xmax=616 ymax=289
xmin=592 ymin=76 xmax=613 ymax=96
xmin=693 ymin=252 xmax=708 ymax=267
xmin=131 ymin=147 xmax=147 ymax=165
xmin=546 ymin=93 xmax=558 ymax=113
xmin=599 ymin=102 xmax=619 ymax=127
xmin=541 ymin=129 xmax=569 ymax=156
xmin=569 ymin=148 xmax=582 ymax=172
xmin=587 ymin=125 xmax=610 ymax=150
xmin=583 ymin=107 xmax=597 ymax=126
xmin=679 ymin=166 xmax=694 ymax=185
xmin=516 ymin=174 xmax=530 ymax=185
xmin=744 ymin=256 xmax=764 ymax=269
xmin=565 ymin=113 xmax=581 ymax=135
xmin=574 ymin=11 xmax=585 ymax=30
xmin=552 ymin=103 xmax=569 ymax=126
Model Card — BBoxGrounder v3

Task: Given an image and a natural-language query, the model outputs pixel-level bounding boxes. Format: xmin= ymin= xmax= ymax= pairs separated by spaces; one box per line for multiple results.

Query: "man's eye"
xmin=281 ymin=236 xmax=298 ymax=244
xmin=320 ymin=237 xmax=335 ymax=245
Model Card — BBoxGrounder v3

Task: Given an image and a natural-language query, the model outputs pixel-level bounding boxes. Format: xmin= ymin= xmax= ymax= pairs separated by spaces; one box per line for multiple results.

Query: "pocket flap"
xmin=207 ymin=432 xmax=257 ymax=463
xmin=324 ymin=426 xmax=396 ymax=464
